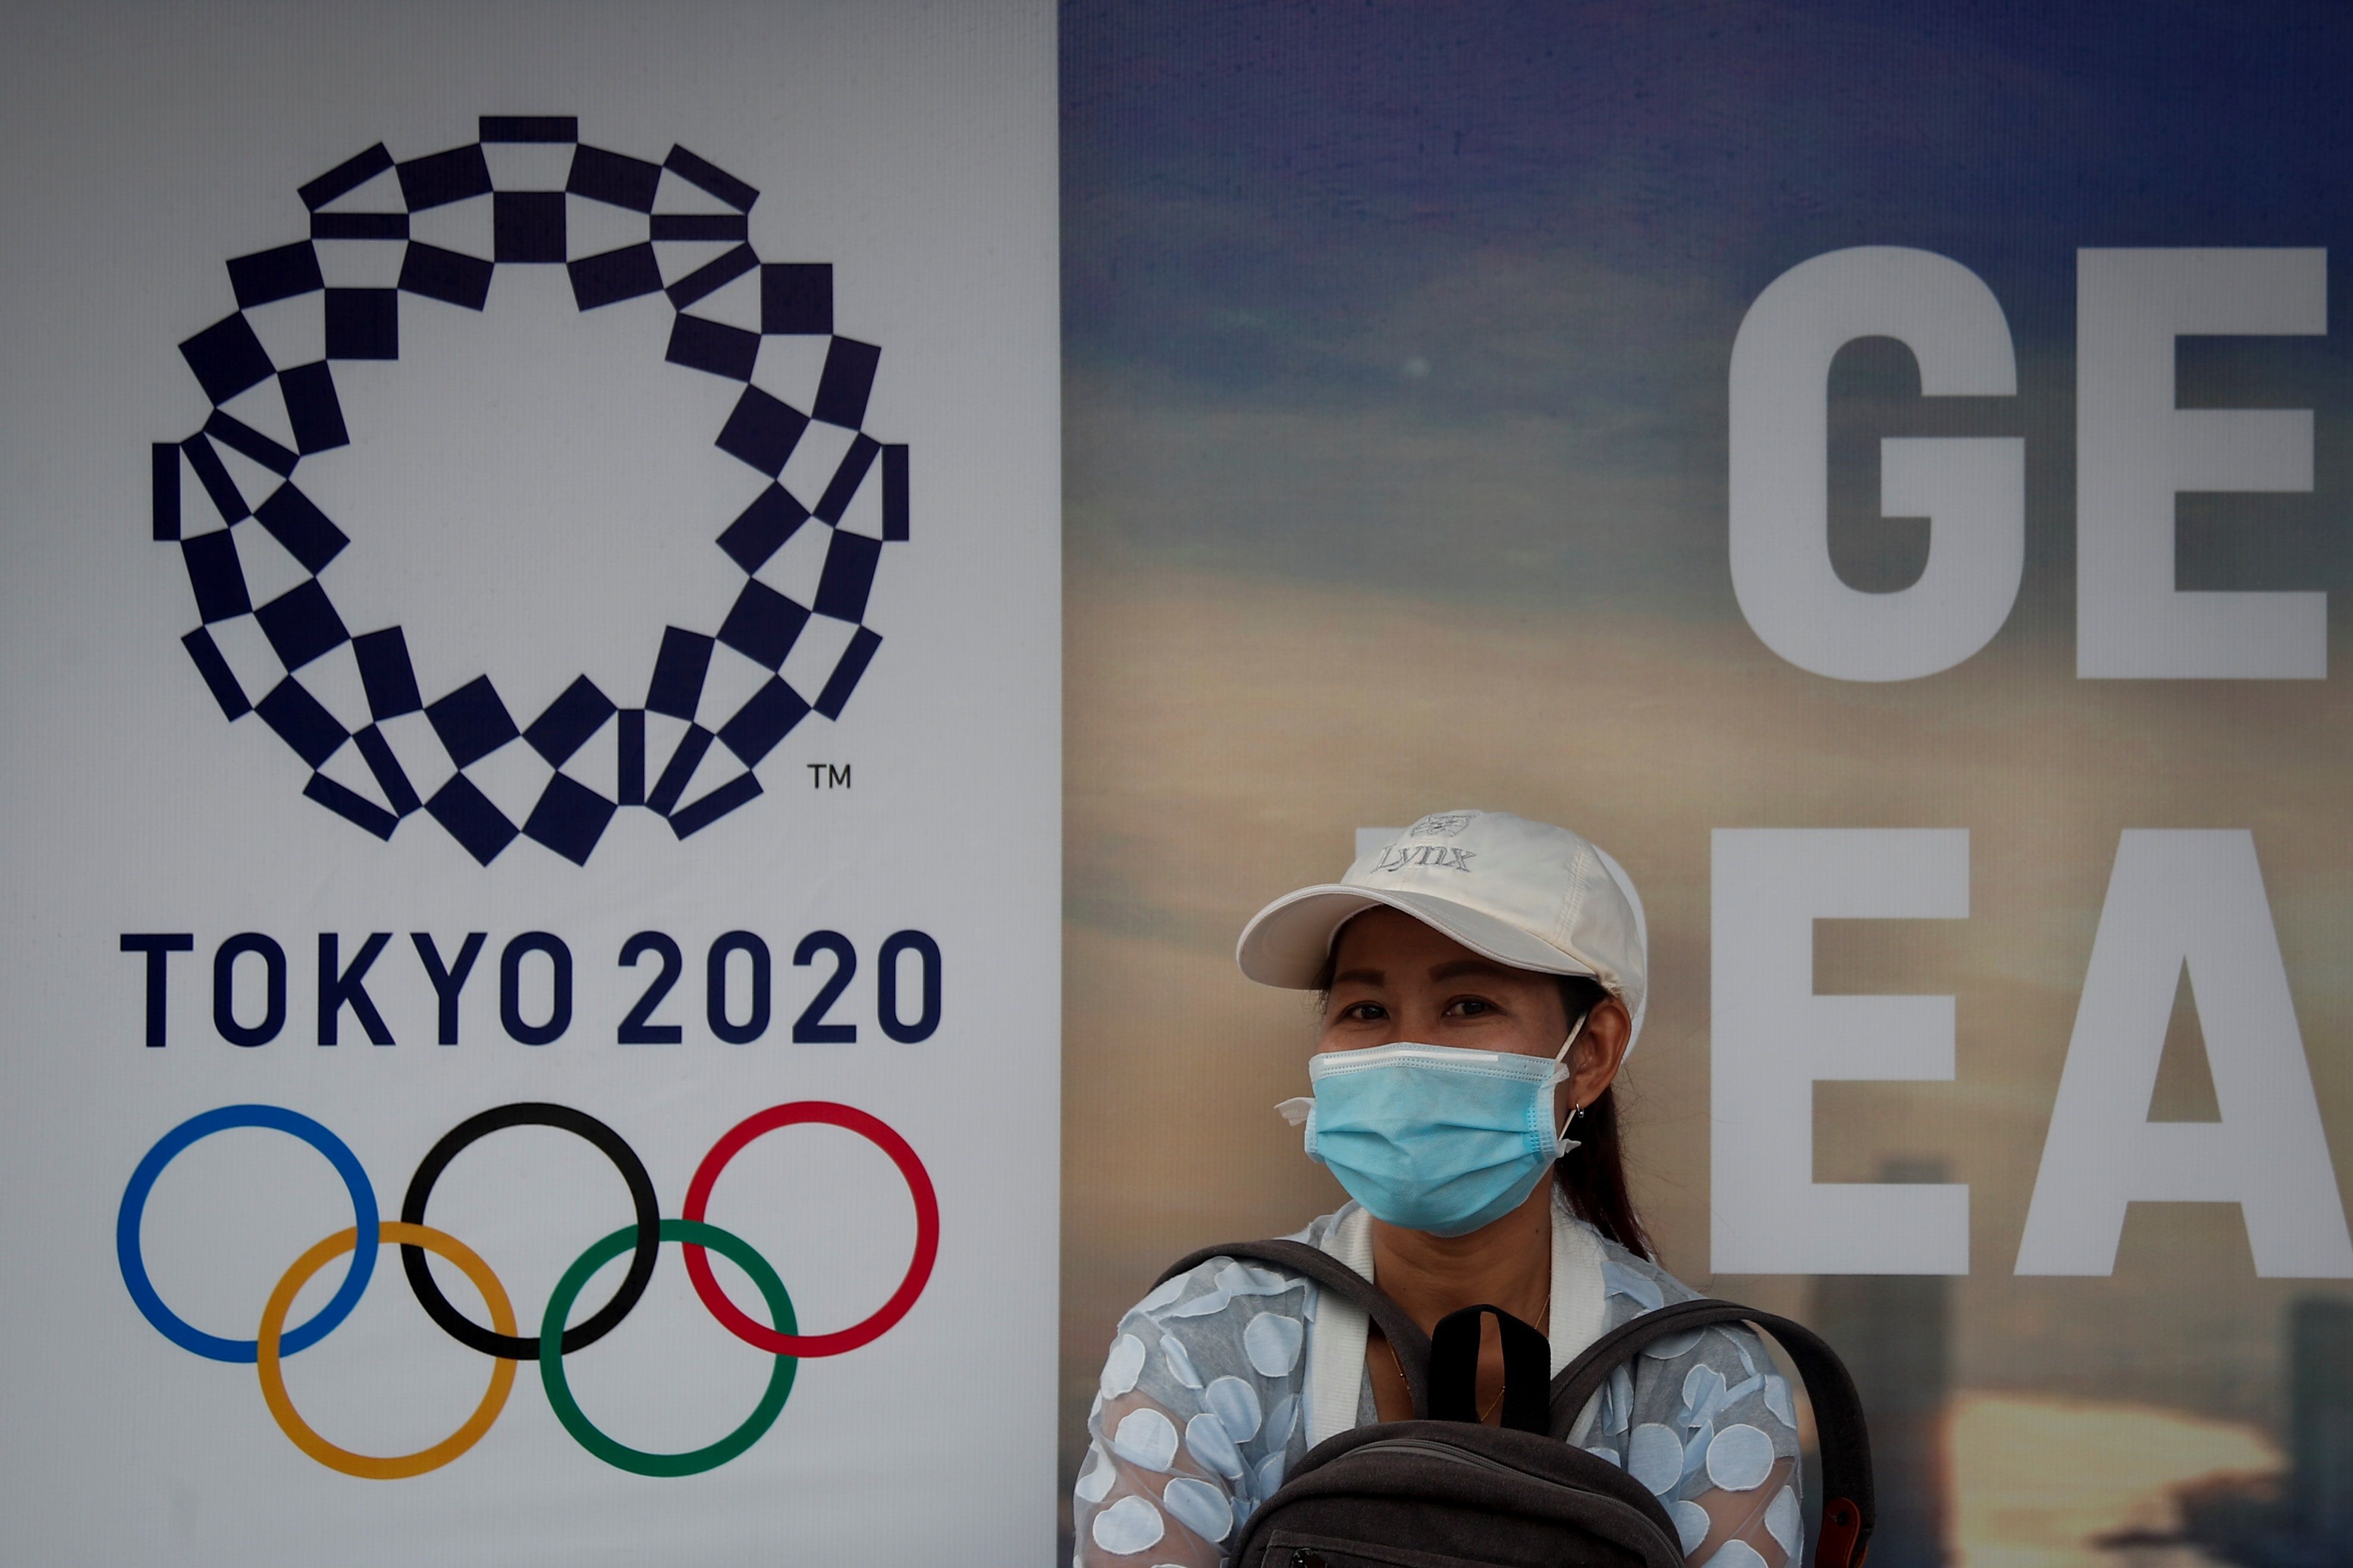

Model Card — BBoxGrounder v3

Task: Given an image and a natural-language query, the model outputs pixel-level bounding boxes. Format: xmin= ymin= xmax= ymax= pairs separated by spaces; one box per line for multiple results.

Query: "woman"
xmin=1075 ymin=810 xmax=1799 ymax=1567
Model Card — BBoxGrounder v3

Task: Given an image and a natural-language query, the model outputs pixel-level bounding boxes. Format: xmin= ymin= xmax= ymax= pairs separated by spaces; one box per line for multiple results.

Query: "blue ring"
xmin=117 ymin=1105 xmax=378 ymax=1363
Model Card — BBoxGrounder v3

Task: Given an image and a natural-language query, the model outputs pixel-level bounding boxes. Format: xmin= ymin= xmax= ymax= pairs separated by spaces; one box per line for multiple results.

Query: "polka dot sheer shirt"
xmin=1075 ymin=1201 xmax=1802 ymax=1567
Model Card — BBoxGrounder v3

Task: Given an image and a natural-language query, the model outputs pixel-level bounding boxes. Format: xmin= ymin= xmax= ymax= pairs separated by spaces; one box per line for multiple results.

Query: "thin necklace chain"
xmin=1380 ymin=1286 xmax=1550 ymax=1426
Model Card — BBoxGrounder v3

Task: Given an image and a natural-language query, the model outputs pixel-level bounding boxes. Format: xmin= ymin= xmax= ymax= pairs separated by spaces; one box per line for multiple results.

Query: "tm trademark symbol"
xmin=807 ymin=763 xmax=852 ymax=789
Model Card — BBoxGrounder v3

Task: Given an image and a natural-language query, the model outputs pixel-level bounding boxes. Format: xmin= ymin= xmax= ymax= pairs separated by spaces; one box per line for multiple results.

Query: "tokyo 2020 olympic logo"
xmin=117 ymin=1100 xmax=937 ymax=1477
xmin=152 ymin=117 xmax=908 ymax=865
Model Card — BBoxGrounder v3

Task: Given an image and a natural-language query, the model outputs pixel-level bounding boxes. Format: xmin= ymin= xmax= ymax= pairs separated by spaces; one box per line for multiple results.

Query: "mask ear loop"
xmin=1553 ymin=1008 xmax=1592 ymax=1155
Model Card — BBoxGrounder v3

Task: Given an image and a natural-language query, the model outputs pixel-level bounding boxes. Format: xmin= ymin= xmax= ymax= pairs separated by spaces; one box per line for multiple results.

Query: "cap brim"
xmin=1236 ymin=884 xmax=1602 ymax=989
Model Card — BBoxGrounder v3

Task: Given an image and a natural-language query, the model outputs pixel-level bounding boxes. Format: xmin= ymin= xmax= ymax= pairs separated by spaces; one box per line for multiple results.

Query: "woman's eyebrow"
xmin=1426 ymin=958 xmax=1517 ymax=983
xmin=1330 ymin=967 xmax=1384 ymax=987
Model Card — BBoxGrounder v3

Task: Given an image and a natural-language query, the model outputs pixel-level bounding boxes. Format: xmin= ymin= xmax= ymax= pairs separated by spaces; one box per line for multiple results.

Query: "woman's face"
xmin=1319 ymin=906 xmax=1630 ymax=1109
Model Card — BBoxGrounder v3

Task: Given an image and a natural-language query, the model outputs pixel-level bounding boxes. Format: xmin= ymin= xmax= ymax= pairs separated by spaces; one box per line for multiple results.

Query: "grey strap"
xmin=1546 ymin=1299 xmax=1876 ymax=1568
xmin=1156 ymin=1239 xmax=1435 ymax=1417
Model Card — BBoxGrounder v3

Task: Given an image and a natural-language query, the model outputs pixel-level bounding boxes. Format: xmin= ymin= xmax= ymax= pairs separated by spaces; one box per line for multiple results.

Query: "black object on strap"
xmin=1154 ymin=1239 xmax=1435 ymax=1418
xmin=1429 ymin=1303 xmax=1550 ymax=1434
xmin=1548 ymin=1299 xmax=1877 ymax=1568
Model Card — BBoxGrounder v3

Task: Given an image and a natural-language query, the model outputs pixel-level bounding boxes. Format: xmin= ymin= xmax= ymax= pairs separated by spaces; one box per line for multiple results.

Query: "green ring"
xmin=539 ymin=1217 xmax=798 ymax=1476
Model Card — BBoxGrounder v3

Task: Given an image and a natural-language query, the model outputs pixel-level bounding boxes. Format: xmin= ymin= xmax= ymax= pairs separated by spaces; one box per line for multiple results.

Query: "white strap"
xmin=1548 ymin=1189 xmax=1608 ymax=1376
xmin=1303 ymin=1205 xmax=1374 ymax=1447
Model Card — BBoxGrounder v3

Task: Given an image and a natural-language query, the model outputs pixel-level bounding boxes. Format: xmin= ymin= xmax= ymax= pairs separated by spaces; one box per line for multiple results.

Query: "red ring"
xmin=681 ymin=1101 xmax=939 ymax=1358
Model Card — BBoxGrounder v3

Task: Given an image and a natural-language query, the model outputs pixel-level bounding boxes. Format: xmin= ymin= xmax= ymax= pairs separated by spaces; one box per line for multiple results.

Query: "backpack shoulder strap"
xmin=1547 ymin=1299 xmax=1875 ymax=1568
xmin=1156 ymin=1239 xmax=1434 ymax=1417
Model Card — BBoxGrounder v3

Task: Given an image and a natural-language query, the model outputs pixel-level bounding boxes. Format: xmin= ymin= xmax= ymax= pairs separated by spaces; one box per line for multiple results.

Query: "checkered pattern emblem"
xmin=154 ymin=117 xmax=908 ymax=865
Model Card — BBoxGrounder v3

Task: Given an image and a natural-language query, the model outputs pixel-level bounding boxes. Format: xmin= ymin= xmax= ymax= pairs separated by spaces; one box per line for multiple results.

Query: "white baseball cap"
xmin=1235 ymin=809 xmax=1649 ymax=1047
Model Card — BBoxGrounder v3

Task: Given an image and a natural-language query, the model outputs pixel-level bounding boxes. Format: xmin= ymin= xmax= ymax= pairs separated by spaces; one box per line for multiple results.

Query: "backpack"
xmin=1154 ymin=1240 xmax=1875 ymax=1568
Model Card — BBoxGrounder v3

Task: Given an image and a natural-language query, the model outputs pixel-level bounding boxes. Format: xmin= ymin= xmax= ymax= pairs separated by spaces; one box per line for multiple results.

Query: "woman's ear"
xmin=1567 ymin=997 xmax=1632 ymax=1109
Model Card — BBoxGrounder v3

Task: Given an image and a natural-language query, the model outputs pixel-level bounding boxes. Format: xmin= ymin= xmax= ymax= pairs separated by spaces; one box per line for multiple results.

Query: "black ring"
xmin=400 ymin=1102 xmax=661 ymax=1360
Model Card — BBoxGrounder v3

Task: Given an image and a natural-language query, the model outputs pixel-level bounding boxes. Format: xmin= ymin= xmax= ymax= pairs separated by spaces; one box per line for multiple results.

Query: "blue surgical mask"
xmin=1277 ymin=1016 xmax=1588 ymax=1238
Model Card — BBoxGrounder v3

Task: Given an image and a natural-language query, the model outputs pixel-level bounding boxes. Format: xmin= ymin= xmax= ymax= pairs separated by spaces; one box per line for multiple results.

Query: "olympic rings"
xmin=681 ymin=1100 xmax=940 ymax=1358
xmin=259 ymin=1221 xmax=517 ymax=1480
xmin=401 ymin=1103 xmax=660 ymax=1360
xmin=540 ymin=1220 xmax=798 ymax=1476
xmin=117 ymin=1099 xmax=933 ymax=1476
xmin=117 ymin=1104 xmax=378 ymax=1362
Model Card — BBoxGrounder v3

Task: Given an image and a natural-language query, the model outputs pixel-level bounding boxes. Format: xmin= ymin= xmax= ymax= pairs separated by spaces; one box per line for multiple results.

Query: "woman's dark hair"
xmin=1551 ymin=976 xmax=1652 ymax=1262
xmin=1310 ymin=952 xmax=1652 ymax=1261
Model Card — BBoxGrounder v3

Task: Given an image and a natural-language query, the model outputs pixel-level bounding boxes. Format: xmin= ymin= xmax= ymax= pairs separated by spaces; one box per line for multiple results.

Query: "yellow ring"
xmin=256 ymin=1221 xmax=517 ymax=1479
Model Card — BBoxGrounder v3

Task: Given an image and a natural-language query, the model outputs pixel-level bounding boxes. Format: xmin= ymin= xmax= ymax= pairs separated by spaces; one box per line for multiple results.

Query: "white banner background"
xmin=0 ymin=3 xmax=1060 ymax=1562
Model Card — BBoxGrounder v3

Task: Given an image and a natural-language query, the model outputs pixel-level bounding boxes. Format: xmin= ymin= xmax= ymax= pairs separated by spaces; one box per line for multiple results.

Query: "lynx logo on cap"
xmin=1372 ymin=842 xmax=1476 ymax=873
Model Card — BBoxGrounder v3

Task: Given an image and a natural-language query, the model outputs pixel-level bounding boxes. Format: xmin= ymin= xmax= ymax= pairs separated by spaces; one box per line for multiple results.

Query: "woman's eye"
xmin=1341 ymin=1001 xmax=1386 ymax=1022
xmin=1445 ymin=997 xmax=1495 ymax=1017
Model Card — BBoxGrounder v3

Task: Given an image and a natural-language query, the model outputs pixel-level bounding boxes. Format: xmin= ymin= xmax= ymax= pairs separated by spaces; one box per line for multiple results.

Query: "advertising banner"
xmin=0 ymin=4 xmax=1059 ymax=1563
xmin=1058 ymin=6 xmax=2353 ymax=1567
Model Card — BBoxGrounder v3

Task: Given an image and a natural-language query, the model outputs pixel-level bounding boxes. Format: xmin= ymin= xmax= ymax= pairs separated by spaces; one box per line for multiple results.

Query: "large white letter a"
xmin=2017 ymin=831 xmax=2352 ymax=1277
